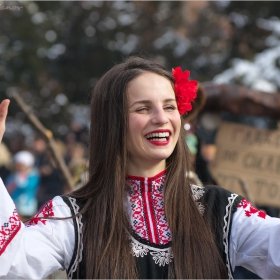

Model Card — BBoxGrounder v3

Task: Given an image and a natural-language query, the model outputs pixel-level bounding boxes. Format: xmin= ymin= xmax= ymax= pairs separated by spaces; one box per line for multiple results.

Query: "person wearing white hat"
xmin=13 ymin=151 xmax=35 ymax=168
xmin=5 ymin=150 xmax=40 ymax=219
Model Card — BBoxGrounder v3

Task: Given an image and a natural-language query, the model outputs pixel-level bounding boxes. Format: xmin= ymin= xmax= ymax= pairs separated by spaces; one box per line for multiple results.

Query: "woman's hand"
xmin=0 ymin=99 xmax=10 ymax=144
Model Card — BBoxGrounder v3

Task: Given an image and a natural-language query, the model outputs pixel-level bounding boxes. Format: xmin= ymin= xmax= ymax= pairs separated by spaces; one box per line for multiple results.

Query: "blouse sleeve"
xmin=0 ymin=177 xmax=75 ymax=279
xmin=230 ymin=198 xmax=280 ymax=278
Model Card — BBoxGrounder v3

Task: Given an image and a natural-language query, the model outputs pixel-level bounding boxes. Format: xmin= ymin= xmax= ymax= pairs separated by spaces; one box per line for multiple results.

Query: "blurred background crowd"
xmin=0 ymin=120 xmax=89 ymax=220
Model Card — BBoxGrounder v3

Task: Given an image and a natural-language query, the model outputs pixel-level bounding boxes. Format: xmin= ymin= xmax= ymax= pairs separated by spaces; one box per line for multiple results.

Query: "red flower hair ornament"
xmin=172 ymin=67 xmax=198 ymax=115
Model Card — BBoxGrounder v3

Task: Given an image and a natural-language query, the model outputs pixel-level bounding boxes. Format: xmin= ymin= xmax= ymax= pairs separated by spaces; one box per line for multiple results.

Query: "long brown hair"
xmin=70 ymin=56 xmax=227 ymax=278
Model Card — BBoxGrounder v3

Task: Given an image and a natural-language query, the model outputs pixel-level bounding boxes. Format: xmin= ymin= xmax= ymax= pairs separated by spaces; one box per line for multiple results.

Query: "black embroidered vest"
xmin=62 ymin=185 xmax=242 ymax=279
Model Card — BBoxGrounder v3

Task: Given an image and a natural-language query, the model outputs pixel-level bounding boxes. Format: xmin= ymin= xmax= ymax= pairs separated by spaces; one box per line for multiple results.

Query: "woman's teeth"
xmin=145 ymin=132 xmax=170 ymax=141
xmin=149 ymin=137 xmax=167 ymax=141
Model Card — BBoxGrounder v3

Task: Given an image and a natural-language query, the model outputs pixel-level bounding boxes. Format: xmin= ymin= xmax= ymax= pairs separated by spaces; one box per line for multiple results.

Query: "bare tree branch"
xmin=8 ymin=90 xmax=75 ymax=192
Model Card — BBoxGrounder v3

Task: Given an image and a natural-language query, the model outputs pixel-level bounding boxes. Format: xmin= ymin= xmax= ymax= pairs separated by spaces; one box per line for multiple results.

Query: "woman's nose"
xmin=151 ymin=108 xmax=168 ymax=125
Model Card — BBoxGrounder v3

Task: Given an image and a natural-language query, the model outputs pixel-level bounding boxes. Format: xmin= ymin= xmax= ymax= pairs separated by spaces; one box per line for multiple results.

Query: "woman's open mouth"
xmin=144 ymin=131 xmax=171 ymax=146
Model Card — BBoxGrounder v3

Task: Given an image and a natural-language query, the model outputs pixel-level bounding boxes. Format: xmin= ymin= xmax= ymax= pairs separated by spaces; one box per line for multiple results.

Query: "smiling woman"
xmin=1 ymin=57 xmax=280 ymax=279
xmin=127 ymin=72 xmax=181 ymax=176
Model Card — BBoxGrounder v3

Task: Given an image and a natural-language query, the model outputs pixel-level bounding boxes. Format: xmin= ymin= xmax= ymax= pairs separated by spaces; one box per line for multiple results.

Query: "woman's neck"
xmin=127 ymin=159 xmax=166 ymax=178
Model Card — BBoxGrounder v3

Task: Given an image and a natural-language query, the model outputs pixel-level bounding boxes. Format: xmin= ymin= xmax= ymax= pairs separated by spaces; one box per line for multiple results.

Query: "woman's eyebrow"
xmin=129 ymin=100 xmax=151 ymax=108
xmin=130 ymin=98 xmax=176 ymax=108
xmin=163 ymin=98 xmax=176 ymax=103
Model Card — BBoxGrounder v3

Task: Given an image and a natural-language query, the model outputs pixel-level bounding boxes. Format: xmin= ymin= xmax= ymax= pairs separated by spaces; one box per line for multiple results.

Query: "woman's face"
xmin=127 ymin=72 xmax=181 ymax=173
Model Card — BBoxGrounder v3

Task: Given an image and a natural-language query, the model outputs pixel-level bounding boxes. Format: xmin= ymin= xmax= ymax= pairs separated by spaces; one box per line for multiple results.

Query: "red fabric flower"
xmin=172 ymin=67 xmax=198 ymax=115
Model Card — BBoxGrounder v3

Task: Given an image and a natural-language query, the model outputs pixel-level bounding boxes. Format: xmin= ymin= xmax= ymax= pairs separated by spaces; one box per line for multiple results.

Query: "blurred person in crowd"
xmin=6 ymin=132 xmax=28 ymax=155
xmin=0 ymin=143 xmax=12 ymax=183
xmin=64 ymin=120 xmax=89 ymax=164
xmin=36 ymin=142 xmax=66 ymax=210
xmin=69 ymin=119 xmax=89 ymax=145
xmin=195 ymin=138 xmax=217 ymax=186
xmin=181 ymin=84 xmax=217 ymax=187
xmin=32 ymin=134 xmax=48 ymax=169
xmin=183 ymin=120 xmax=217 ymax=186
xmin=68 ymin=142 xmax=88 ymax=185
xmin=184 ymin=122 xmax=203 ymax=187
xmin=184 ymin=122 xmax=198 ymax=164
xmin=32 ymin=135 xmax=66 ymax=208
xmin=5 ymin=150 xmax=40 ymax=220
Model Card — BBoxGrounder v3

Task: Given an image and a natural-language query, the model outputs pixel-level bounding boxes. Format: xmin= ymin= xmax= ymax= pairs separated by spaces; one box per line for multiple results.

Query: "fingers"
xmin=0 ymin=99 xmax=10 ymax=122
xmin=0 ymin=99 xmax=10 ymax=143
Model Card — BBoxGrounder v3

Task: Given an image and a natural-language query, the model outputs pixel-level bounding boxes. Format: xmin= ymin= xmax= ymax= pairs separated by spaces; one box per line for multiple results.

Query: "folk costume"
xmin=0 ymin=171 xmax=280 ymax=279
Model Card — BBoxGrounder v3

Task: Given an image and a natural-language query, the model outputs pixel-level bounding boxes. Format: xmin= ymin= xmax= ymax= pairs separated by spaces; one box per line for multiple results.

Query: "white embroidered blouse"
xmin=0 ymin=173 xmax=280 ymax=279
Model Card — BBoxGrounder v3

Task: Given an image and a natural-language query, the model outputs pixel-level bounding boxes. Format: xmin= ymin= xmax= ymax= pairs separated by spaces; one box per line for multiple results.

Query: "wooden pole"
xmin=8 ymin=90 xmax=75 ymax=192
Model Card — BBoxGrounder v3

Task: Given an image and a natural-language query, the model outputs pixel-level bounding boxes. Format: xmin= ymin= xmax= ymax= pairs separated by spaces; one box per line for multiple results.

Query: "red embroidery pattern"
xmin=0 ymin=209 xmax=21 ymax=256
xmin=27 ymin=200 xmax=55 ymax=226
xmin=127 ymin=171 xmax=171 ymax=245
xmin=151 ymin=176 xmax=171 ymax=244
xmin=238 ymin=199 xmax=267 ymax=219
xmin=128 ymin=178 xmax=148 ymax=240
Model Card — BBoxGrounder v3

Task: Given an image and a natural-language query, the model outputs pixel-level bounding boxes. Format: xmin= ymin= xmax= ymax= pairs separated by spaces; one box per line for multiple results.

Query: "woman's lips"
xmin=146 ymin=138 xmax=170 ymax=146
xmin=144 ymin=130 xmax=171 ymax=146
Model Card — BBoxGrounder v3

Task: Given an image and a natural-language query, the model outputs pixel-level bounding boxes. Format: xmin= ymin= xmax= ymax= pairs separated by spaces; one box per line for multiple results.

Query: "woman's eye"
xmin=136 ymin=107 xmax=149 ymax=113
xmin=165 ymin=105 xmax=176 ymax=111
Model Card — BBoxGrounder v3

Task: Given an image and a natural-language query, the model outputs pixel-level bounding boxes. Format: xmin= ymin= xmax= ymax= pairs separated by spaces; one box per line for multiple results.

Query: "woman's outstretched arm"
xmin=0 ymin=99 xmax=76 ymax=279
xmin=0 ymin=179 xmax=76 ymax=279
xmin=230 ymin=199 xmax=280 ymax=278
